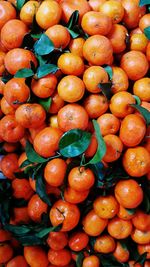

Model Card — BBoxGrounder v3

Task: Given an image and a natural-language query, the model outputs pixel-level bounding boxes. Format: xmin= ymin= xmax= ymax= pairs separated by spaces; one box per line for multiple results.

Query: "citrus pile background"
xmin=0 ymin=0 xmax=150 ymax=266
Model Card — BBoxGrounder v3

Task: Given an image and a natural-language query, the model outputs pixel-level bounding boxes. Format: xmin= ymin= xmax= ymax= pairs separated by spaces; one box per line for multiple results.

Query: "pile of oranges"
xmin=0 ymin=0 xmax=150 ymax=266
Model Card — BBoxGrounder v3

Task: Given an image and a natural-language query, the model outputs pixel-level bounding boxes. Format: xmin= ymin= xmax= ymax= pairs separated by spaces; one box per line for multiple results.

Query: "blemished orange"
xmin=83 ymin=35 xmax=113 ymax=66
xmin=115 ymin=179 xmax=143 ymax=209
xmin=0 ymin=243 xmax=13 ymax=264
xmin=33 ymin=127 xmax=63 ymax=158
xmin=27 ymin=194 xmax=48 ymax=222
xmin=133 ymin=77 xmax=150 ymax=102
xmin=83 ymin=94 xmax=108 ymax=119
xmin=68 ymin=232 xmax=89 ymax=251
xmin=45 ymin=24 xmax=70 ymax=49
xmin=82 ymin=209 xmax=108 ymax=236
xmin=119 ymin=114 xmax=146 ymax=147
xmin=107 ymin=217 xmax=133 ymax=239
xmin=0 ymin=114 xmax=25 ymax=143
xmin=0 ymin=1 xmax=16 ymax=30
xmin=1 ymin=153 xmax=19 ymax=179
xmin=81 ymin=11 xmax=112 ymax=36
xmin=44 ymin=158 xmax=67 ymax=187
xmin=64 ymin=187 xmax=89 ymax=204
xmin=103 ymin=134 xmax=123 ymax=162
xmin=94 ymin=234 xmax=116 ymax=253
xmin=36 ymin=0 xmax=62 ymax=29
xmin=120 ymin=51 xmax=149 ymax=81
xmin=82 ymin=255 xmax=100 ymax=267
xmin=4 ymin=78 xmax=30 ymax=108
xmin=111 ymin=66 xmax=129 ymax=93
xmin=6 ymin=255 xmax=28 ymax=267
xmin=31 ymin=74 xmax=57 ymax=99
xmin=131 ymin=229 xmax=150 ymax=245
xmin=48 ymin=248 xmax=71 ymax=266
xmin=69 ymin=37 xmax=85 ymax=58
xmin=20 ymin=1 xmax=40 ymax=26
xmin=109 ymin=91 xmax=136 ymax=118
xmin=24 ymin=246 xmax=49 ymax=267
xmin=83 ymin=66 xmax=109 ymax=93
xmin=15 ymin=103 xmax=46 ymax=129
xmin=4 ymin=48 xmax=37 ymax=75
xmin=138 ymin=243 xmax=150 ymax=259
xmin=57 ymin=103 xmax=89 ymax=132
xmin=130 ymin=33 xmax=148 ymax=53
xmin=107 ymin=24 xmax=128 ymax=54
xmin=68 ymin=166 xmax=95 ymax=191
xmin=113 ymin=241 xmax=129 ymax=263
xmin=97 ymin=113 xmax=120 ymax=136
xmin=132 ymin=210 xmax=150 ymax=232
xmin=12 ymin=178 xmax=34 ymax=200
xmin=50 ymin=199 xmax=80 ymax=232
xmin=117 ymin=204 xmax=136 ymax=221
xmin=122 ymin=146 xmax=150 ymax=177
xmin=57 ymin=53 xmax=84 ymax=76
xmin=57 ymin=75 xmax=85 ymax=103
xmin=0 ymin=19 xmax=28 ymax=50
xmin=47 ymin=232 xmax=68 ymax=250
xmin=93 ymin=195 xmax=119 ymax=219
xmin=99 ymin=0 xmax=124 ymax=24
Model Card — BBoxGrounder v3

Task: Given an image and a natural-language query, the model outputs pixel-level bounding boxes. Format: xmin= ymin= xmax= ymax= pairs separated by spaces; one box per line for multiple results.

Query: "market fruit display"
xmin=0 ymin=0 xmax=150 ymax=266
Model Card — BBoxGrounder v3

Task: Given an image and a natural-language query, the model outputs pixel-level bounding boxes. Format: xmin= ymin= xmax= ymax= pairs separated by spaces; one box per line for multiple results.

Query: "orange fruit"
xmin=57 ymin=53 xmax=84 ymax=76
xmin=0 ymin=1 xmax=16 ymax=30
xmin=117 ymin=204 xmax=136 ymax=221
xmin=0 ymin=244 xmax=13 ymax=264
xmin=45 ymin=24 xmax=70 ymax=49
xmin=132 ymin=210 xmax=150 ymax=232
xmin=50 ymin=199 xmax=80 ymax=232
xmin=123 ymin=146 xmax=150 ymax=177
xmin=94 ymin=234 xmax=116 ymax=253
xmin=81 ymin=11 xmax=112 ymax=36
xmin=103 ymin=134 xmax=123 ymax=162
xmin=24 ymin=246 xmax=49 ymax=267
xmin=115 ymin=179 xmax=143 ymax=209
xmin=27 ymin=194 xmax=48 ymax=222
xmin=122 ymin=0 xmax=144 ymax=29
xmin=31 ymin=74 xmax=57 ymax=99
xmin=88 ymin=0 xmax=106 ymax=11
xmin=6 ymin=255 xmax=28 ymax=267
xmin=133 ymin=77 xmax=150 ymax=102
xmin=83 ymin=94 xmax=108 ymax=119
xmin=139 ymin=13 xmax=150 ymax=32
xmin=107 ymin=24 xmax=128 ymax=54
xmin=11 ymin=206 xmax=30 ymax=224
xmin=0 ymin=51 xmax=6 ymax=76
xmin=131 ymin=229 xmax=150 ymax=245
xmin=107 ymin=217 xmax=133 ymax=239
xmin=111 ymin=66 xmax=129 ymax=93
xmin=120 ymin=51 xmax=149 ymax=81
xmin=109 ymin=91 xmax=136 ymax=118
xmin=36 ymin=0 xmax=62 ymax=29
xmin=12 ymin=178 xmax=34 ymax=200
xmin=1 ymin=153 xmax=19 ymax=179
xmin=1 ymin=97 xmax=16 ymax=115
xmin=69 ymin=37 xmax=85 ymax=58
xmin=68 ymin=232 xmax=89 ymax=251
xmin=48 ymin=248 xmax=71 ymax=266
xmin=82 ymin=255 xmax=100 ymax=267
xmin=97 ymin=113 xmax=120 ymax=136
xmin=0 ymin=229 xmax=11 ymax=242
xmin=57 ymin=75 xmax=85 ymax=102
xmin=130 ymin=33 xmax=148 ymax=53
xmin=44 ymin=158 xmax=67 ymax=187
xmin=20 ymin=1 xmax=40 ymax=25
xmin=113 ymin=241 xmax=129 ymax=263
xmin=57 ymin=103 xmax=89 ymax=132
xmin=99 ymin=0 xmax=124 ymax=24
xmin=68 ymin=166 xmax=95 ymax=191
xmin=64 ymin=187 xmax=89 ymax=204
xmin=138 ymin=243 xmax=150 ymax=260
xmin=33 ymin=127 xmax=63 ymax=158
xmin=93 ymin=195 xmax=119 ymax=219
xmin=47 ymin=232 xmax=68 ymax=250
xmin=83 ymin=35 xmax=113 ymax=66
xmin=49 ymin=91 xmax=65 ymax=114
xmin=119 ymin=114 xmax=146 ymax=147
xmin=83 ymin=66 xmax=109 ymax=93
xmin=82 ymin=209 xmax=108 ymax=236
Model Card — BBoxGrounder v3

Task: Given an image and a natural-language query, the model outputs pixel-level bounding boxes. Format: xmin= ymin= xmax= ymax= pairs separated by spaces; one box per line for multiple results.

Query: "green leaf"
xmin=25 ymin=141 xmax=48 ymax=163
xmin=125 ymin=208 xmax=136 ymax=215
xmin=135 ymin=252 xmax=147 ymax=265
xmin=31 ymin=33 xmax=42 ymax=39
xmin=139 ymin=0 xmax=150 ymax=6
xmin=130 ymin=104 xmax=150 ymax=125
xmin=59 ymin=129 xmax=92 ymax=158
xmin=19 ymin=159 xmax=32 ymax=169
xmin=16 ymin=0 xmax=27 ymax=10
xmin=76 ymin=252 xmax=84 ymax=267
xmin=16 ymin=235 xmax=43 ymax=246
xmin=85 ymin=120 xmax=106 ymax=165
xmin=36 ymin=55 xmax=48 ymax=66
xmin=14 ymin=68 xmax=34 ymax=78
xmin=37 ymin=64 xmax=59 ymax=78
xmin=103 ymin=65 xmax=113 ymax=80
xmin=34 ymin=34 xmax=55 ymax=56
xmin=36 ymin=170 xmax=51 ymax=206
xmin=35 ymin=224 xmax=62 ymax=238
xmin=144 ymin=26 xmax=150 ymax=39
xmin=4 ymin=224 xmax=31 ymax=235
xmin=133 ymin=95 xmax=141 ymax=105
xmin=67 ymin=10 xmax=79 ymax=29
xmin=98 ymin=82 xmax=112 ymax=100
xmin=2 ymin=73 xmax=13 ymax=84
xmin=68 ymin=29 xmax=80 ymax=39
xmin=38 ymin=97 xmax=52 ymax=112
